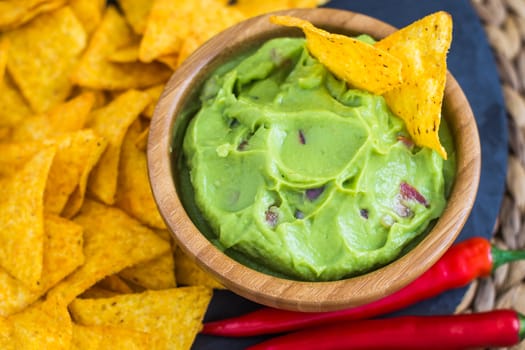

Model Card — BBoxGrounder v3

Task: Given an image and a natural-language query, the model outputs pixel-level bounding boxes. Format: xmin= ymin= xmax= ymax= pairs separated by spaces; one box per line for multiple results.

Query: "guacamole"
xmin=182 ymin=37 xmax=454 ymax=281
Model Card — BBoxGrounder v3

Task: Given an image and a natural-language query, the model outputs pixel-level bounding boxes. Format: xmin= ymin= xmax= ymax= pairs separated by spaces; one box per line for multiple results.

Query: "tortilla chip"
xmin=137 ymin=0 xmax=245 ymax=65
xmin=0 ymin=0 xmax=67 ymax=31
xmin=375 ymin=11 xmax=452 ymax=159
xmin=155 ymin=54 xmax=179 ymax=70
xmin=119 ymin=252 xmax=176 ymax=290
xmin=0 ymin=37 xmax=9 ymax=82
xmin=47 ymin=199 xmax=171 ymax=304
xmin=116 ymin=119 xmax=166 ymax=228
xmin=69 ymin=287 xmax=213 ymax=349
xmin=175 ymin=36 xmax=202 ymax=68
xmin=9 ymin=92 xmax=96 ymax=142
xmin=175 ymin=2 xmax=246 ymax=66
xmin=0 ymin=129 xmax=107 ymax=215
xmin=230 ymin=0 xmax=320 ymax=18
xmin=95 ymin=275 xmax=134 ymax=294
xmin=270 ymin=15 xmax=403 ymax=95
xmin=33 ymin=216 xmax=83 ymax=297
xmin=40 ymin=216 xmax=84 ymax=289
xmin=8 ymin=297 xmax=72 ymax=350
xmin=60 ymin=133 xmax=108 ymax=218
xmin=142 ymin=84 xmax=165 ymax=118
xmin=71 ymin=324 xmax=153 ymax=350
xmin=0 ymin=127 xmax=10 ymax=141
xmin=0 ymin=317 xmax=14 ymax=350
xmin=0 ymin=141 xmax=42 ymax=179
xmin=72 ymin=6 xmax=172 ymax=90
xmin=69 ymin=0 xmax=105 ymax=35
xmin=138 ymin=0 xmax=186 ymax=62
xmin=75 ymin=88 xmax=108 ymax=109
xmin=86 ymin=89 xmax=151 ymax=205
xmin=135 ymin=127 xmax=149 ymax=151
xmin=0 ymin=147 xmax=56 ymax=289
xmin=78 ymin=287 xmax=122 ymax=299
xmin=5 ymin=6 xmax=87 ymax=113
xmin=154 ymin=228 xmax=172 ymax=242
xmin=0 ymin=215 xmax=84 ymax=317
xmin=119 ymin=0 xmax=154 ymax=34
xmin=45 ymin=130 xmax=108 ymax=215
xmin=107 ymin=43 xmax=140 ymax=63
xmin=0 ymin=142 xmax=62 ymax=180
xmin=174 ymin=247 xmax=224 ymax=289
xmin=107 ymin=89 xmax=127 ymax=100
xmin=0 ymin=73 xmax=32 ymax=128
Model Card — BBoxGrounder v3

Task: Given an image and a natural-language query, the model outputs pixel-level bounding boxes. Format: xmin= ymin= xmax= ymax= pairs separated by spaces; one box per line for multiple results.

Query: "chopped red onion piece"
xmin=397 ymin=135 xmax=414 ymax=148
xmin=400 ymin=181 xmax=429 ymax=207
xmin=306 ymin=187 xmax=324 ymax=201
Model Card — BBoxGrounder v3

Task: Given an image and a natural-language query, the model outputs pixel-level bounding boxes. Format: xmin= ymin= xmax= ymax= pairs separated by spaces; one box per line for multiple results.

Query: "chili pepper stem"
xmin=491 ymin=246 xmax=525 ymax=270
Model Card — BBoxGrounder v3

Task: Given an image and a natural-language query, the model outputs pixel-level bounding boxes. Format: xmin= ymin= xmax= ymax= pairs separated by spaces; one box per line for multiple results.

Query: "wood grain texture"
xmin=147 ymin=8 xmax=481 ymax=312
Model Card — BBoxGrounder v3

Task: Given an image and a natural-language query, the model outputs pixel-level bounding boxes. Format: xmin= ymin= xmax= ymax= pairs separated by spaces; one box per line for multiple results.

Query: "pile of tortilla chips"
xmin=0 ymin=0 xmax=326 ymax=348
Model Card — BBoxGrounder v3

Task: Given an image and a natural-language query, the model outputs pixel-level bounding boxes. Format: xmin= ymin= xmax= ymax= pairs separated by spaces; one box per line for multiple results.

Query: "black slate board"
xmin=193 ymin=0 xmax=508 ymax=349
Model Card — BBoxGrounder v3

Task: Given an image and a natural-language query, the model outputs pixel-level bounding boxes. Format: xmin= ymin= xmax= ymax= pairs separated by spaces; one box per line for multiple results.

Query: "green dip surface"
xmin=182 ymin=37 xmax=455 ymax=281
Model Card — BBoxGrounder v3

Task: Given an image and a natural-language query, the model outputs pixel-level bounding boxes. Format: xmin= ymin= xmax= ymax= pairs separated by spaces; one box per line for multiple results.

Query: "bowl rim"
xmin=147 ymin=7 xmax=481 ymax=312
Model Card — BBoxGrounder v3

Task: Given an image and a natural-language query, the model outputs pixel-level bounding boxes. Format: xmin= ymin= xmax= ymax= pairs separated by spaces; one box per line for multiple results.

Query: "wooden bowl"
xmin=147 ymin=8 xmax=481 ymax=312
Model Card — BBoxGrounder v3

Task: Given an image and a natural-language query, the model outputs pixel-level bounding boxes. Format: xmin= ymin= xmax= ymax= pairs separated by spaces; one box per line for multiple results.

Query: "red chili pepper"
xmin=202 ymin=237 xmax=525 ymax=337
xmin=247 ymin=310 xmax=525 ymax=350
